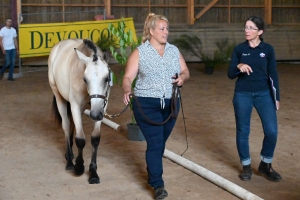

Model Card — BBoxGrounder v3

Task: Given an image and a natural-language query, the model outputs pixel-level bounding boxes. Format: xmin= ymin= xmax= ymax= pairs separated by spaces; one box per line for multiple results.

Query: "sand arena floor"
xmin=0 ymin=63 xmax=299 ymax=200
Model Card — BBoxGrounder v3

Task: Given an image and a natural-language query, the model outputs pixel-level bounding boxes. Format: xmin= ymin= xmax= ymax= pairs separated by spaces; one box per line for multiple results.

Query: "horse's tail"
xmin=52 ymin=96 xmax=72 ymax=125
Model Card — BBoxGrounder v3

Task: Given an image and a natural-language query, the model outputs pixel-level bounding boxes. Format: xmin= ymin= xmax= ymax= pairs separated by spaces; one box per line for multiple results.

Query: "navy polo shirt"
xmin=228 ymin=40 xmax=280 ymax=101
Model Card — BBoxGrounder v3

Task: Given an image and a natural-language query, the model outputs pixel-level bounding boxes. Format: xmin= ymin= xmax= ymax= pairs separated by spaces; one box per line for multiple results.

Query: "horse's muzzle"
xmin=90 ymin=110 xmax=104 ymax=121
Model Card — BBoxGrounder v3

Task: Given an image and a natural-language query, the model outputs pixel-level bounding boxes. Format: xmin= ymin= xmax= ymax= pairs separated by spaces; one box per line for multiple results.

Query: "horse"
xmin=48 ymin=39 xmax=111 ymax=184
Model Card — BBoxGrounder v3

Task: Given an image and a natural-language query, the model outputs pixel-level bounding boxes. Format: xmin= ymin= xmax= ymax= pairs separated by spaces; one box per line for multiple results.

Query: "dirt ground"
xmin=0 ymin=62 xmax=299 ymax=200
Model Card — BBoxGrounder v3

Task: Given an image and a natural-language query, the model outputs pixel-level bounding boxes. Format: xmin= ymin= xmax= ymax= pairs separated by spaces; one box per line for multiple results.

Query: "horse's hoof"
xmin=66 ymin=162 xmax=74 ymax=171
xmin=89 ymin=171 xmax=100 ymax=184
xmin=89 ymin=177 xmax=100 ymax=184
xmin=74 ymin=164 xmax=85 ymax=176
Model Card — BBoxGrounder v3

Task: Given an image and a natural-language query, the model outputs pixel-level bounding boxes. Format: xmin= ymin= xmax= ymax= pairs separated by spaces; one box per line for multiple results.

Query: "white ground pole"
xmin=84 ymin=109 xmax=263 ymax=200
xmin=84 ymin=109 xmax=121 ymax=131
xmin=163 ymin=149 xmax=263 ymax=200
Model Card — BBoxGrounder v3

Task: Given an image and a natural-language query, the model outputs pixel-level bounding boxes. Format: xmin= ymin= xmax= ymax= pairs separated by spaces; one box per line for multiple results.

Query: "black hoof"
xmin=89 ymin=171 xmax=100 ymax=184
xmin=74 ymin=164 xmax=85 ymax=176
xmin=66 ymin=161 xmax=74 ymax=171
xmin=89 ymin=177 xmax=100 ymax=184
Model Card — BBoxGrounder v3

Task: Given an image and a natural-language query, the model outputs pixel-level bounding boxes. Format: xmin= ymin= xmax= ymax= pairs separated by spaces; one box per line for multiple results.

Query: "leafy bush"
xmin=107 ymin=20 xmax=142 ymax=124
xmin=95 ymin=31 xmax=119 ymax=52
xmin=107 ymin=20 xmax=142 ymax=85
xmin=172 ymin=34 xmax=235 ymax=74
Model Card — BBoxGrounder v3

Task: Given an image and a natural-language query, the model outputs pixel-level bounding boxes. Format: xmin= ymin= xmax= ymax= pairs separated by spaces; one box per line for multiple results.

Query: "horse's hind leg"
xmin=89 ymin=121 xmax=101 ymax=184
xmin=52 ymin=95 xmax=75 ymax=170
xmin=65 ymin=116 xmax=75 ymax=170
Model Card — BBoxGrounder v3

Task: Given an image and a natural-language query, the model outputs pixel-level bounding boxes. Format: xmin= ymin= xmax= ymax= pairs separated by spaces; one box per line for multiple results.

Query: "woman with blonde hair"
xmin=122 ymin=13 xmax=190 ymax=199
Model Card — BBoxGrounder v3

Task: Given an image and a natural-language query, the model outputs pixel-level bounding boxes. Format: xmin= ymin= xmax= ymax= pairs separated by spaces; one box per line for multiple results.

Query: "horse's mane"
xmin=83 ymin=39 xmax=98 ymax=62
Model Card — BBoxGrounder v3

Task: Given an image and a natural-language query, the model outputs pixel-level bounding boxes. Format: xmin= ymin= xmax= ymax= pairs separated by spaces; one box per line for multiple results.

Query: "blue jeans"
xmin=132 ymin=97 xmax=179 ymax=189
xmin=233 ymin=90 xmax=278 ymax=166
xmin=0 ymin=49 xmax=16 ymax=79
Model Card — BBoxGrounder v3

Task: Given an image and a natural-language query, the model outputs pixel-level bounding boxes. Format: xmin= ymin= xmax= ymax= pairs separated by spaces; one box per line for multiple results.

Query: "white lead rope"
xmin=160 ymin=97 xmax=165 ymax=109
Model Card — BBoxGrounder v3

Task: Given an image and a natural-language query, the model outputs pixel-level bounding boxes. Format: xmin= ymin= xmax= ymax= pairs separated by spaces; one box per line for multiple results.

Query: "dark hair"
xmin=245 ymin=16 xmax=264 ymax=31
xmin=245 ymin=16 xmax=264 ymax=39
xmin=245 ymin=16 xmax=265 ymax=39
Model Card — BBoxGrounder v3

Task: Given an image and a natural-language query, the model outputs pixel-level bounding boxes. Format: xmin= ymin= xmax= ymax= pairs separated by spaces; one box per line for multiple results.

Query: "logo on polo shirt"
xmin=260 ymin=53 xmax=265 ymax=57
xmin=242 ymin=53 xmax=250 ymax=56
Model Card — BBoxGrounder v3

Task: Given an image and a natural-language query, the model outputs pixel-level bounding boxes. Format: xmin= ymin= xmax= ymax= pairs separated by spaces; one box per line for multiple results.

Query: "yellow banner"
xmin=19 ymin=18 xmax=137 ymax=58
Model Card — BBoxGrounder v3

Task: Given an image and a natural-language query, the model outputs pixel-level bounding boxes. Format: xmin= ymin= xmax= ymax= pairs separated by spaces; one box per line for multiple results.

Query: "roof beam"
xmin=187 ymin=0 xmax=194 ymax=25
xmin=195 ymin=0 xmax=219 ymax=21
xmin=264 ymin=0 xmax=272 ymax=25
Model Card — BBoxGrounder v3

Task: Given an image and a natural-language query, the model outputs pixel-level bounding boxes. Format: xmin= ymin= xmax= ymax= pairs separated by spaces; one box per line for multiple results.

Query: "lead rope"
xmin=131 ymin=86 xmax=188 ymax=156
xmin=129 ymin=85 xmax=188 ymax=156
xmin=178 ymin=93 xmax=188 ymax=156
xmin=105 ymin=75 xmax=189 ymax=156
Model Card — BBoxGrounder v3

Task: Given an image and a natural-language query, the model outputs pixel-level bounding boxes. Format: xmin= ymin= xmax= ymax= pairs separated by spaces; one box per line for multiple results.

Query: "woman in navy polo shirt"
xmin=228 ymin=16 xmax=282 ymax=182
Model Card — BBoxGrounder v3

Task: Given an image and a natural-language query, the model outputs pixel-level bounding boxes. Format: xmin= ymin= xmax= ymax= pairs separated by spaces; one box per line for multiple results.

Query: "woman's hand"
xmin=276 ymin=101 xmax=280 ymax=110
xmin=172 ymin=74 xmax=184 ymax=86
xmin=123 ymin=91 xmax=131 ymax=105
xmin=237 ymin=63 xmax=253 ymax=75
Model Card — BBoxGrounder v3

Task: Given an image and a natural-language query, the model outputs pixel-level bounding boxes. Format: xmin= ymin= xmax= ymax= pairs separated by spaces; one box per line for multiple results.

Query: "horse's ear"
xmin=74 ymin=48 xmax=89 ymax=63
xmin=103 ymin=51 xmax=110 ymax=63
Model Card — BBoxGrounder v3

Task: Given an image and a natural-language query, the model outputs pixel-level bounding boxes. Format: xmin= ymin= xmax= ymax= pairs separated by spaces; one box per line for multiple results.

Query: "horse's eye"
xmin=107 ymin=76 xmax=111 ymax=83
xmin=83 ymin=78 xmax=87 ymax=83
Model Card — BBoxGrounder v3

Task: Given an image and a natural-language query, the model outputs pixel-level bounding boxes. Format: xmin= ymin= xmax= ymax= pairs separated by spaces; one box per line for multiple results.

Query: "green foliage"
xmin=214 ymin=38 xmax=236 ymax=65
xmin=108 ymin=21 xmax=142 ymax=67
xmin=107 ymin=20 xmax=142 ymax=85
xmin=172 ymin=34 xmax=203 ymax=60
xmin=95 ymin=30 xmax=119 ymax=52
xmin=172 ymin=35 xmax=235 ymax=71
xmin=107 ymin=20 xmax=142 ymax=124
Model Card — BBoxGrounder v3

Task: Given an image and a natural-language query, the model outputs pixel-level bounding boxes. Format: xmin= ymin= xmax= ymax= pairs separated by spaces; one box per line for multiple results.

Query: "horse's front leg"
xmin=89 ymin=120 xmax=101 ymax=184
xmin=72 ymin=106 xmax=86 ymax=176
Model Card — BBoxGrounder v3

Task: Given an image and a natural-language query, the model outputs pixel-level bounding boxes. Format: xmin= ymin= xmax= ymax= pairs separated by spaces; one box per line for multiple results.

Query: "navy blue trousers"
xmin=233 ymin=90 xmax=278 ymax=165
xmin=132 ymin=97 xmax=179 ymax=189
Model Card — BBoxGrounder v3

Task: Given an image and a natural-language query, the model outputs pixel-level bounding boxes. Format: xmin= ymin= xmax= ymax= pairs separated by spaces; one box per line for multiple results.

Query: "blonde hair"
xmin=142 ymin=13 xmax=169 ymax=43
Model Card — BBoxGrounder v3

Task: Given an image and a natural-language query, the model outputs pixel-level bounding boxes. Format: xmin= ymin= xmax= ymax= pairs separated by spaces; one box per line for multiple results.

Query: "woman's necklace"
xmin=156 ymin=47 xmax=165 ymax=52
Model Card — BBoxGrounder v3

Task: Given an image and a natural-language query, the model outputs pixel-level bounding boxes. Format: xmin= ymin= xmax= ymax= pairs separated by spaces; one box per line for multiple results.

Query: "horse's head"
xmin=74 ymin=40 xmax=111 ymax=121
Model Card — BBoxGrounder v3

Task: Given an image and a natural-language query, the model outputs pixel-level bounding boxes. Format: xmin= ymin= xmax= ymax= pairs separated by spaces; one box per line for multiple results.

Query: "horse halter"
xmin=88 ymin=69 xmax=112 ymax=109
xmin=90 ymin=94 xmax=106 ymax=99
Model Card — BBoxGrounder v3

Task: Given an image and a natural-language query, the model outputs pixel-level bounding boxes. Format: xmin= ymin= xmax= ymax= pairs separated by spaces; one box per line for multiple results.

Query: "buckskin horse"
xmin=48 ymin=39 xmax=111 ymax=184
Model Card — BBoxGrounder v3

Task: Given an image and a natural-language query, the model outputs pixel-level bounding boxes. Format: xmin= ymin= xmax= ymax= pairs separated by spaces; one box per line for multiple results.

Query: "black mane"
xmin=83 ymin=39 xmax=98 ymax=62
